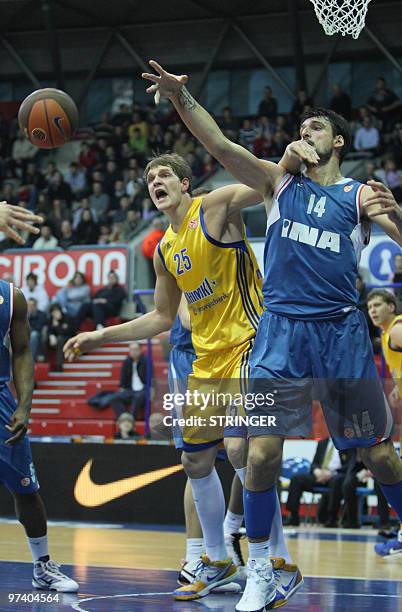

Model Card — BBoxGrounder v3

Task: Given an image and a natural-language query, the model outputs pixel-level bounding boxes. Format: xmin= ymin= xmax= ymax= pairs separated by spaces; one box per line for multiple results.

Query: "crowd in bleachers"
xmin=0 ymin=75 xmax=399 ymax=255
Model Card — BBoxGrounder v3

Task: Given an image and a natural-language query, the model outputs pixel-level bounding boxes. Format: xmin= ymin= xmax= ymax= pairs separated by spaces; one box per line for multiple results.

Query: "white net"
xmin=309 ymin=0 xmax=372 ymax=39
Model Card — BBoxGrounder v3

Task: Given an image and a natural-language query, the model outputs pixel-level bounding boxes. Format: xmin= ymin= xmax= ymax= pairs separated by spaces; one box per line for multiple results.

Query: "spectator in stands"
xmin=32 ymin=225 xmax=58 ymax=250
xmin=11 ymin=129 xmax=37 ymax=165
xmin=112 ymin=103 xmax=132 ymax=127
xmin=98 ymin=224 xmax=112 ymax=244
xmin=47 ymin=199 xmax=71 ymax=239
xmin=148 ymin=123 xmax=165 ymax=150
xmin=64 ymin=162 xmax=87 ymax=199
xmin=74 ymin=269 xmax=126 ymax=330
xmin=128 ymin=127 xmax=148 ymax=161
xmin=75 ymin=209 xmax=99 ymax=245
xmin=141 ymin=197 xmax=158 ymax=221
xmin=353 ymin=116 xmax=380 ymax=154
xmin=79 ymin=141 xmax=98 ymax=170
xmin=22 ymin=272 xmax=49 ymax=312
xmin=47 ymin=171 xmax=72 ymax=205
xmin=0 ymin=182 xmax=17 ymax=205
xmin=104 ymin=160 xmax=123 ymax=196
xmin=238 ymin=118 xmax=257 ymax=152
xmin=173 ymin=132 xmax=195 ymax=158
xmin=114 ymin=412 xmax=139 ymax=440
xmin=111 ymin=195 xmax=132 ymax=224
xmin=375 ymin=159 xmax=402 ymax=201
xmin=21 ymin=161 xmax=46 ymax=192
xmin=120 ymin=210 xmax=142 ymax=242
xmin=73 ymin=196 xmax=98 ymax=229
xmin=258 ymin=86 xmax=278 ymax=121
xmin=110 ymin=342 xmax=149 ymax=435
xmin=58 ymin=220 xmax=76 ymax=250
xmin=291 ymin=89 xmax=313 ymax=121
xmin=128 ymin=111 xmax=148 ymax=140
xmin=109 ymin=180 xmax=128 ymax=212
xmin=47 ymin=303 xmax=74 ymax=371
xmin=284 ymin=438 xmax=353 ymax=527
xmin=89 ymin=181 xmax=110 ymax=220
xmin=361 ymin=160 xmax=378 ymax=183
xmin=366 ymin=77 xmax=401 ymax=131
xmin=268 ymin=129 xmax=290 ymax=157
xmin=27 ymin=298 xmax=47 ymax=362
xmin=53 ymin=271 xmax=91 ymax=318
xmin=126 ymin=168 xmax=145 ymax=206
xmin=160 ymin=130 xmax=174 ymax=153
xmin=218 ymin=107 xmax=238 ymax=141
xmin=329 ymin=84 xmax=352 ymax=120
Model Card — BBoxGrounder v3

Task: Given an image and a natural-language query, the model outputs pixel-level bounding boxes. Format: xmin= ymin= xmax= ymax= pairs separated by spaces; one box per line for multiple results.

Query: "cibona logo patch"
xmin=21 ymin=477 xmax=31 ymax=487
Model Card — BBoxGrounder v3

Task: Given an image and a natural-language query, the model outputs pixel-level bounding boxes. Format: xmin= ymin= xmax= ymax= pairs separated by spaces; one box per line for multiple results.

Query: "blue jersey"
xmin=169 ymin=316 xmax=194 ymax=353
xmin=263 ymin=173 xmax=369 ymax=319
xmin=0 ymin=280 xmax=12 ymax=385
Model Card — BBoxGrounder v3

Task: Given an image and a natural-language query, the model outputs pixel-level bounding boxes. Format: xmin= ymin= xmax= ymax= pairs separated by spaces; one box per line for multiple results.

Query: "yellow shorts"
xmin=182 ymin=338 xmax=254 ymax=448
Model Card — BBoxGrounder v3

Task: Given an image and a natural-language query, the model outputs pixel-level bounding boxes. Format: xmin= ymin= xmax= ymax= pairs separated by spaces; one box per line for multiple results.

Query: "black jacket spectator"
xmin=120 ymin=354 xmax=147 ymax=389
xmin=74 ymin=270 xmax=127 ymax=330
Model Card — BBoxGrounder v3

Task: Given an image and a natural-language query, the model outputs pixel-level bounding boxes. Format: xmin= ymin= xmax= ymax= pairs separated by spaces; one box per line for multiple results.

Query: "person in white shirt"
xmin=32 ymin=225 xmax=59 ymax=250
xmin=21 ymin=272 xmax=49 ymax=313
xmin=354 ymin=116 xmax=380 ymax=153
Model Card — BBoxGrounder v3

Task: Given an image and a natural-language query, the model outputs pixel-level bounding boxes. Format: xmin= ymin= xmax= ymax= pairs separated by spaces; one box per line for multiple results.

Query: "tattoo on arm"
xmin=178 ymin=87 xmax=197 ymax=111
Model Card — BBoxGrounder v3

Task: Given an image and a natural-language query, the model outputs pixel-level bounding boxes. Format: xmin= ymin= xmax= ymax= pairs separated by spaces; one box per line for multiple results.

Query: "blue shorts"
xmin=0 ymin=385 xmax=39 ymax=494
xmin=247 ymin=310 xmax=393 ymax=450
xmin=168 ymin=348 xmax=196 ymax=450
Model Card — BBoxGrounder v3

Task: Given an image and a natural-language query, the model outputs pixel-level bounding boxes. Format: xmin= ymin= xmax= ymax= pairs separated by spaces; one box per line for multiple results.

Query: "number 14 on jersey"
xmin=307 ymin=195 xmax=326 ymax=218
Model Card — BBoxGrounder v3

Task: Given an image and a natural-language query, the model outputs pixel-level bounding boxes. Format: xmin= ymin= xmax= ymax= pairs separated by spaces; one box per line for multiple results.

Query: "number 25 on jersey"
xmin=173 ymin=248 xmax=192 ymax=275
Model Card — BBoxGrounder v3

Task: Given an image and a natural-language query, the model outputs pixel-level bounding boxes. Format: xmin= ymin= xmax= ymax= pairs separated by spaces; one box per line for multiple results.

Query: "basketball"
xmin=18 ymin=87 xmax=79 ymax=149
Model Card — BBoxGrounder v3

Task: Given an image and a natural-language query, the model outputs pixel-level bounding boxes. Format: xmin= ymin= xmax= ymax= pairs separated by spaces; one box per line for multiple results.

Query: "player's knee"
xmin=181 ymin=450 xmax=214 ymax=478
xmin=361 ymin=440 xmax=401 ymax=482
xmin=225 ymin=437 xmax=247 ymax=469
xmin=247 ymin=438 xmax=282 ymax=488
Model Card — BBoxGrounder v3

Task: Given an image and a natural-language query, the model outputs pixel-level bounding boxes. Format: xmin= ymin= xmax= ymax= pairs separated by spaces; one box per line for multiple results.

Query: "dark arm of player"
xmin=64 ymin=250 xmax=182 ymax=360
xmin=6 ymin=288 xmax=34 ymax=444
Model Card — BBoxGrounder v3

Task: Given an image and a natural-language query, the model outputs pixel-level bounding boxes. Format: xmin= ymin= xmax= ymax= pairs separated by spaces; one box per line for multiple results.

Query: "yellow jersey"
xmin=158 ymin=196 xmax=263 ymax=356
xmin=381 ymin=314 xmax=402 ymax=395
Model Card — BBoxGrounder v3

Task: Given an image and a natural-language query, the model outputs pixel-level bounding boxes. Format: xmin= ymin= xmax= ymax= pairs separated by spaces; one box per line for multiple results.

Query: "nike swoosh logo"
xmin=281 ymin=576 xmax=297 ymax=592
xmin=74 ymin=459 xmax=183 ymax=507
xmin=53 ymin=116 xmax=66 ymax=137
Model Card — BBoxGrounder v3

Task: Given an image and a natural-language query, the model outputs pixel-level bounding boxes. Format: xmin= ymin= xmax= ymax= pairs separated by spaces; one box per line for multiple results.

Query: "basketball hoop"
xmin=309 ymin=0 xmax=372 ymax=39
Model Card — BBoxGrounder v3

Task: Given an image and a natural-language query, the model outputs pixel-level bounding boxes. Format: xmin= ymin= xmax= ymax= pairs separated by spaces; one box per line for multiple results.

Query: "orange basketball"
xmin=18 ymin=88 xmax=79 ymax=149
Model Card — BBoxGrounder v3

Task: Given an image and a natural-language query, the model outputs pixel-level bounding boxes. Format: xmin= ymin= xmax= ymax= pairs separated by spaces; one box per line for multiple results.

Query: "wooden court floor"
xmin=0 ymin=521 xmax=400 ymax=611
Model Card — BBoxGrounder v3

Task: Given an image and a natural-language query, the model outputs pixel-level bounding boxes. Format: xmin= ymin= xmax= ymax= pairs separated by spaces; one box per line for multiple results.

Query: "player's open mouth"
xmin=155 ymin=188 xmax=168 ymax=201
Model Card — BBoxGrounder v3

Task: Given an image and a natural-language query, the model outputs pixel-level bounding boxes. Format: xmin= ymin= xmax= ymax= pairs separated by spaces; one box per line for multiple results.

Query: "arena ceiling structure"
xmin=0 ymin=0 xmax=400 ymax=107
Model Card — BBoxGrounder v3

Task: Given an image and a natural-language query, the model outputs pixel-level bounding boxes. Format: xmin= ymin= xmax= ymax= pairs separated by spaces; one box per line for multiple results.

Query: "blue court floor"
xmin=0 ymin=562 xmax=401 ymax=612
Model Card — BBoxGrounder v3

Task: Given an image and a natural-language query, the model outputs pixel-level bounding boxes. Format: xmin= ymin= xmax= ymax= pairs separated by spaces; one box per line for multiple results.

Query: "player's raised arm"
xmin=6 ymin=288 xmax=34 ymax=444
xmin=142 ymin=61 xmax=317 ymax=197
xmin=64 ymin=250 xmax=181 ymax=361
xmin=361 ymin=180 xmax=402 ymax=246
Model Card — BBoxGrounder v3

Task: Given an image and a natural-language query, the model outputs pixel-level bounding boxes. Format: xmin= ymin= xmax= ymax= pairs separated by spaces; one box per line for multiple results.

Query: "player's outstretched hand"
xmin=142 ymin=60 xmax=188 ymax=105
xmin=0 ymin=202 xmax=43 ymax=245
xmin=5 ymin=408 xmax=29 ymax=445
xmin=362 ymin=180 xmax=402 ymax=221
xmin=287 ymin=139 xmax=320 ymax=165
xmin=63 ymin=330 xmax=104 ymax=362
